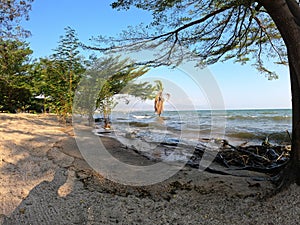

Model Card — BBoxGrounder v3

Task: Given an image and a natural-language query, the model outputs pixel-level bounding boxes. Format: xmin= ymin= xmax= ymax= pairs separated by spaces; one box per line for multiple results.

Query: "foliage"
xmin=0 ymin=0 xmax=34 ymax=39
xmin=74 ymin=56 xmax=115 ymax=122
xmin=0 ymin=38 xmax=33 ymax=112
xmin=33 ymin=27 xmax=86 ymax=119
xmin=74 ymin=56 xmax=156 ymax=126
xmin=153 ymin=80 xmax=170 ymax=116
xmin=154 ymin=80 xmax=163 ymax=92
xmin=86 ymin=0 xmax=292 ymax=79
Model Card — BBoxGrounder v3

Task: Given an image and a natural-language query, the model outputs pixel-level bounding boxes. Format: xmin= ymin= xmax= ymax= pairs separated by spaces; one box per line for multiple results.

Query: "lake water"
xmin=106 ymin=108 xmax=292 ymax=146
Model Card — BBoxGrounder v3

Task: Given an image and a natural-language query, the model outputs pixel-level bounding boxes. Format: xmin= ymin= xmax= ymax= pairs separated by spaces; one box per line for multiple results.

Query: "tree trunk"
xmin=260 ymin=0 xmax=300 ymax=185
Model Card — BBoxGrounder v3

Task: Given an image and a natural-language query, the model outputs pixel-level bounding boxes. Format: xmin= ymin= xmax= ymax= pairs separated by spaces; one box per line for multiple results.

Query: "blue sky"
xmin=22 ymin=0 xmax=291 ymax=110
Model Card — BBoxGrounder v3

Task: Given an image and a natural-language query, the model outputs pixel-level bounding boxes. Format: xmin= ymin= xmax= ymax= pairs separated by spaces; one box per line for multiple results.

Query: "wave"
xmin=226 ymin=115 xmax=292 ymax=121
xmin=132 ymin=115 xmax=152 ymax=119
xmin=110 ymin=109 xmax=292 ymax=147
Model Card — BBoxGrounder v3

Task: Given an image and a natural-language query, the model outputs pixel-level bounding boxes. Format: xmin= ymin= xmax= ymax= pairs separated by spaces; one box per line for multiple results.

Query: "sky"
xmin=21 ymin=0 xmax=292 ymax=110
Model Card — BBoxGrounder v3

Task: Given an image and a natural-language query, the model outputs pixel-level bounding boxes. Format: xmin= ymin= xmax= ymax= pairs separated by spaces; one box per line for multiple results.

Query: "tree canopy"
xmin=86 ymin=0 xmax=293 ymax=79
xmin=74 ymin=56 xmax=156 ymax=127
xmin=0 ymin=38 xmax=33 ymax=112
xmin=32 ymin=27 xmax=86 ymax=119
xmin=0 ymin=0 xmax=34 ymax=39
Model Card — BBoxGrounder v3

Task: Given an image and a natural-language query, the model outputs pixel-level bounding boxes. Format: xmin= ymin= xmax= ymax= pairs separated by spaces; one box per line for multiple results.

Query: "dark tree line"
xmin=0 ymin=26 xmax=155 ymax=123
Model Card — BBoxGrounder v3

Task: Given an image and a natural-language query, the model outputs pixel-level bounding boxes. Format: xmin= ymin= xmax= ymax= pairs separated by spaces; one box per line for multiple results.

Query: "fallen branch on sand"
xmin=188 ymin=138 xmax=290 ymax=176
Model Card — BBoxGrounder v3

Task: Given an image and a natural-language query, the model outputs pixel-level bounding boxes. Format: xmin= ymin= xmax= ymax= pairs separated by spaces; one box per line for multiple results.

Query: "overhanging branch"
xmin=83 ymin=4 xmax=234 ymax=53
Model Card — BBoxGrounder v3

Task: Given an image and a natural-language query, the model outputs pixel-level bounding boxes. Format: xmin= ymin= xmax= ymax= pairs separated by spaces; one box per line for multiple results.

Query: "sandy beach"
xmin=0 ymin=113 xmax=299 ymax=224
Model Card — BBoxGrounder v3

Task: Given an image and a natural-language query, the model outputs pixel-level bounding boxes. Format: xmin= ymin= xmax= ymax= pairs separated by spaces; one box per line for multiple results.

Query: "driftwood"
xmin=188 ymin=139 xmax=290 ymax=176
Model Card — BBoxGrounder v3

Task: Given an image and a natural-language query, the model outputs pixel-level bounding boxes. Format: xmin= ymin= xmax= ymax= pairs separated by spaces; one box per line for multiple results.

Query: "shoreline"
xmin=0 ymin=113 xmax=299 ymax=224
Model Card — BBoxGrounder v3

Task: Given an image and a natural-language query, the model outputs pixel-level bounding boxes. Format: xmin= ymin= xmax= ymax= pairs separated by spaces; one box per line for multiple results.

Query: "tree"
xmin=51 ymin=27 xmax=86 ymax=117
xmin=154 ymin=80 xmax=170 ymax=116
xmin=34 ymin=27 xmax=86 ymax=119
xmin=88 ymin=0 xmax=300 ymax=186
xmin=0 ymin=0 xmax=34 ymax=39
xmin=0 ymin=38 xmax=33 ymax=112
xmin=75 ymin=56 xmax=156 ymax=128
xmin=97 ymin=60 xmax=154 ymax=128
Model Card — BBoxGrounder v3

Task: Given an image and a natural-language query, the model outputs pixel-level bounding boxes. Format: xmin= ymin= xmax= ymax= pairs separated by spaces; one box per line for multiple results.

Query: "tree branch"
xmin=84 ymin=4 xmax=234 ymax=53
xmin=253 ymin=15 xmax=285 ymax=64
xmin=156 ymin=4 xmax=233 ymax=39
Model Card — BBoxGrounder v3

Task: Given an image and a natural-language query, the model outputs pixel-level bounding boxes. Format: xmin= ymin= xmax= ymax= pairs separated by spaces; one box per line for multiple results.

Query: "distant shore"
xmin=0 ymin=113 xmax=299 ymax=224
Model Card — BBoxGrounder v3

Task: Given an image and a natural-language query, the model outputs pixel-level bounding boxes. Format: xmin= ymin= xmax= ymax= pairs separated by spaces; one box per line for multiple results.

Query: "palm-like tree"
xmin=154 ymin=80 xmax=170 ymax=116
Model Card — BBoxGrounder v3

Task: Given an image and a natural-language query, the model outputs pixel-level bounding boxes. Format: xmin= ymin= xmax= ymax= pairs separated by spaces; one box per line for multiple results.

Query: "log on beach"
xmin=187 ymin=138 xmax=290 ymax=176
